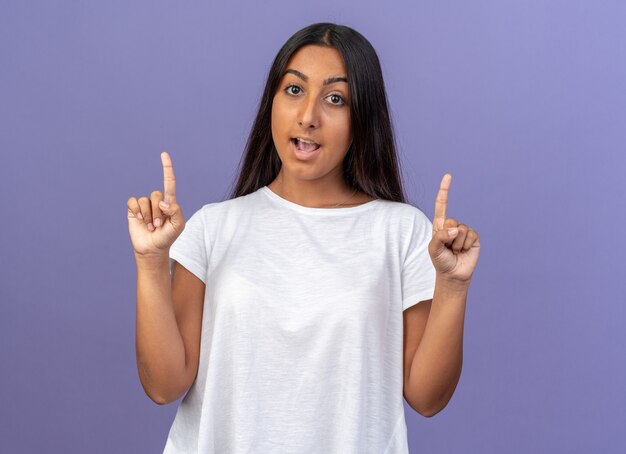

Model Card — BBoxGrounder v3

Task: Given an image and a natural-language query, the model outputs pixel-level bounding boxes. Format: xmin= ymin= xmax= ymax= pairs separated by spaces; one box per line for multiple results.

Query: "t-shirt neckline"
xmin=260 ymin=186 xmax=380 ymax=215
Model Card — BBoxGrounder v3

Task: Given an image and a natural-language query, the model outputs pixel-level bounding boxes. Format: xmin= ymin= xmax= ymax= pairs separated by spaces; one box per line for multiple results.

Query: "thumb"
xmin=430 ymin=227 xmax=458 ymax=256
xmin=159 ymin=200 xmax=185 ymax=231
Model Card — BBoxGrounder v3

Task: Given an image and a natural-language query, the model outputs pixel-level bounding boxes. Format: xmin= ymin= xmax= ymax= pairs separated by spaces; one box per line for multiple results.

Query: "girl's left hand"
xmin=428 ymin=173 xmax=481 ymax=284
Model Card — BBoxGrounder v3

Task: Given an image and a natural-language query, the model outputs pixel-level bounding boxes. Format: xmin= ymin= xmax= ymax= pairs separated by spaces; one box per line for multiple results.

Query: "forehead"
xmin=284 ymin=45 xmax=347 ymax=79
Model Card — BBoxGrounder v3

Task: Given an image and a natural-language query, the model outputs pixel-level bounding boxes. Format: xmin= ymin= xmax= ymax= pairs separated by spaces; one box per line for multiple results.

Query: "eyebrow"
xmin=284 ymin=69 xmax=348 ymax=85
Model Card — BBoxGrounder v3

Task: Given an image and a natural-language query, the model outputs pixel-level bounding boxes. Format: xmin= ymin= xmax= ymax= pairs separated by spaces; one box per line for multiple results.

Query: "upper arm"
xmin=171 ymin=260 xmax=206 ymax=393
xmin=403 ymin=299 xmax=432 ymax=395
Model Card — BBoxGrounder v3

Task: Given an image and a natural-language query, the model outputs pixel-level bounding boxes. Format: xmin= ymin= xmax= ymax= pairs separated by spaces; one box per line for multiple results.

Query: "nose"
xmin=298 ymin=95 xmax=319 ymax=129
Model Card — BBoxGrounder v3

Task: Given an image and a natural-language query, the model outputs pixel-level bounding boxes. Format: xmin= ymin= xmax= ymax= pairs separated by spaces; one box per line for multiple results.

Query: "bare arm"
xmin=403 ymin=278 xmax=467 ymax=417
xmin=135 ymin=256 xmax=205 ymax=405
xmin=404 ymin=173 xmax=480 ymax=417
xmin=127 ymin=152 xmax=205 ymax=405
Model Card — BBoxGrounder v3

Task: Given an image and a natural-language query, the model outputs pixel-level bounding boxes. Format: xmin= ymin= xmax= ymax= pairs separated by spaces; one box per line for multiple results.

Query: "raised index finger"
xmin=161 ymin=151 xmax=176 ymax=204
xmin=434 ymin=173 xmax=451 ymax=231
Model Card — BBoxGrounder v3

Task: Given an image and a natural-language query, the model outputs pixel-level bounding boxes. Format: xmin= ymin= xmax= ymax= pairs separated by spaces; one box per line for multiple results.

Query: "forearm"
xmin=406 ymin=276 xmax=469 ymax=416
xmin=135 ymin=254 xmax=188 ymax=404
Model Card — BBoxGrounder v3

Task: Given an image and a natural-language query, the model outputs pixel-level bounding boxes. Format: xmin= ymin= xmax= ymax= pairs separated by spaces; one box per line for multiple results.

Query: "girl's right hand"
xmin=127 ymin=152 xmax=186 ymax=258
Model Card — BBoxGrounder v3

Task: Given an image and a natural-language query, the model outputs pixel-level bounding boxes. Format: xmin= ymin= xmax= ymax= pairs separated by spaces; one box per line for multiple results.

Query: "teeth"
xmin=296 ymin=138 xmax=318 ymax=145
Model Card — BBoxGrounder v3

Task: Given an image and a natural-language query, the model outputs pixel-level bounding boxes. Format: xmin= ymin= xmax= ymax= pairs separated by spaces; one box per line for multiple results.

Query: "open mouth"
xmin=291 ymin=137 xmax=321 ymax=153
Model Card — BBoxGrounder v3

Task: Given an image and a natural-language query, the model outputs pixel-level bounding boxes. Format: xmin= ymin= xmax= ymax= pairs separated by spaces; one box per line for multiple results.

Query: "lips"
xmin=292 ymin=137 xmax=321 ymax=153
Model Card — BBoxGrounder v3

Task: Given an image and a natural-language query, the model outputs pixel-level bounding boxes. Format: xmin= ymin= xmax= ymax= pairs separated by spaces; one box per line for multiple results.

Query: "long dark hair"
xmin=229 ymin=23 xmax=406 ymax=203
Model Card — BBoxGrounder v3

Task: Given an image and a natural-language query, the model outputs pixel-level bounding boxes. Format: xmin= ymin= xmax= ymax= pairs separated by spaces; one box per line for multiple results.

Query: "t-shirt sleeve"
xmin=401 ymin=210 xmax=436 ymax=311
xmin=169 ymin=207 xmax=209 ymax=284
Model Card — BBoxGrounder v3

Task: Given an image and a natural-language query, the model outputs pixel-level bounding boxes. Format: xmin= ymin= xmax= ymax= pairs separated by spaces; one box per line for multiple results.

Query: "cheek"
xmin=270 ymin=102 xmax=282 ymax=141
xmin=271 ymin=100 xmax=288 ymax=134
xmin=331 ymin=116 xmax=352 ymax=148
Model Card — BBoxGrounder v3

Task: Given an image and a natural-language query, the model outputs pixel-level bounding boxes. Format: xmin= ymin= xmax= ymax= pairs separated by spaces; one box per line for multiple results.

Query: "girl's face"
xmin=271 ymin=45 xmax=352 ymax=186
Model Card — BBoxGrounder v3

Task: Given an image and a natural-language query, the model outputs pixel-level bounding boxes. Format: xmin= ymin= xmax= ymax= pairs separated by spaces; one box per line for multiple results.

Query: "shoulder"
xmin=375 ymin=200 xmax=432 ymax=229
xmin=370 ymin=201 xmax=433 ymax=256
xmin=186 ymin=189 xmax=265 ymax=229
xmin=195 ymin=189 xmax=262 ymax=215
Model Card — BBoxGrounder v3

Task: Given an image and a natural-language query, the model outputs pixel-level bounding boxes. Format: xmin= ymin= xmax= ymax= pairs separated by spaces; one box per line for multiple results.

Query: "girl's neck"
xmin=267 ymin=173 xmax=371 ymax=209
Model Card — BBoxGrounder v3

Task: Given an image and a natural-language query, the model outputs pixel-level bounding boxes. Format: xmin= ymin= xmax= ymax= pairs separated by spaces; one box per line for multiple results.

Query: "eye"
xmin=285 ymin=84 xmax=302 ymax=96
xmin=326 ymin=93 xmax=346 ymax=106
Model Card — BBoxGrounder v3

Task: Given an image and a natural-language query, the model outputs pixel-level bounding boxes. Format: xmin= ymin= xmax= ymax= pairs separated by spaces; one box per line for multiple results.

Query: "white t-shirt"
xmin=163 ymin=186 xmax=436 ymax=454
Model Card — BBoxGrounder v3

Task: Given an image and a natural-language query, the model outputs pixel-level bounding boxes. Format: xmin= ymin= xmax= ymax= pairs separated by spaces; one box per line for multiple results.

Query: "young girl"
xmin=127 ymin=23 xmax=480 ymax=454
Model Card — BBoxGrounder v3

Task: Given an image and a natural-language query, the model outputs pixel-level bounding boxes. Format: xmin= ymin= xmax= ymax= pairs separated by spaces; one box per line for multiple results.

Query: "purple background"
xmin=1 ymin=1 xmax=625 ymax=453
